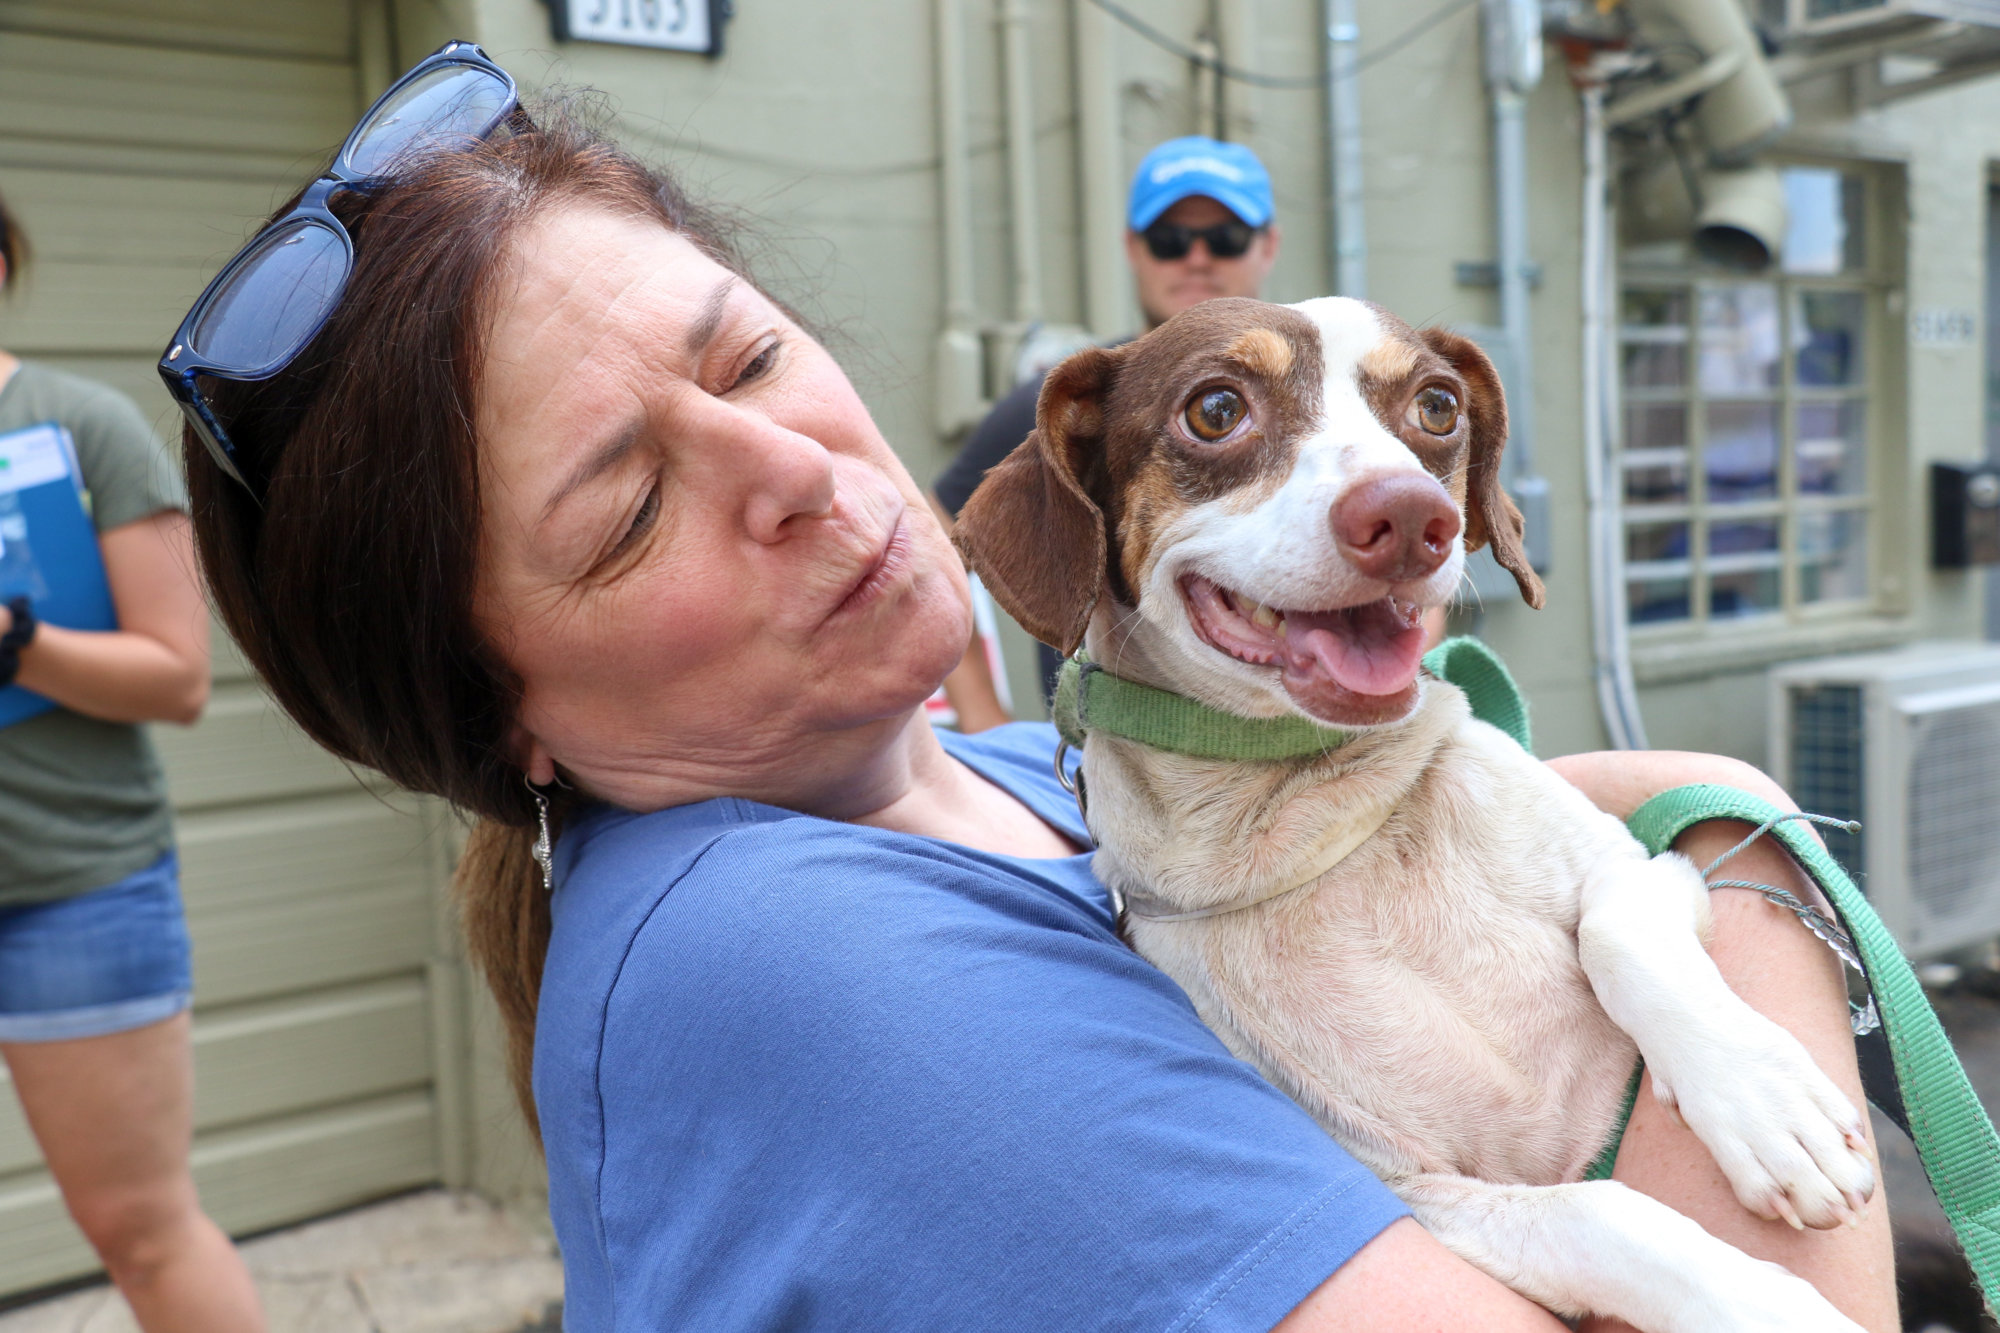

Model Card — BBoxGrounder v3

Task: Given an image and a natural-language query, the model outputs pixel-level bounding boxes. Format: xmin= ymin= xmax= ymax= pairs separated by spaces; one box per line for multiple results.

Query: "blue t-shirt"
xmin=537 ymin=722 xmax=1407 ymax=1331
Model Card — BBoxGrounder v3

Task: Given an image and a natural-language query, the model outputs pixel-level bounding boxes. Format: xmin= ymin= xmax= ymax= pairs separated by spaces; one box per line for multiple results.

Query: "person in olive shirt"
xmin=932 ymin=138 xmax=1283 ymax=727
xmin=0 ymin=192 xmax=263 ymax=1330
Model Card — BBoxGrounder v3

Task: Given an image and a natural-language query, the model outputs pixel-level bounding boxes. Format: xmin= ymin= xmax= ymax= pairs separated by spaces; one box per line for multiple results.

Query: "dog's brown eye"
xmin=1415 ymin=387 xmax=1459 ymax=435
xmin=1185 ymin=387 xmax=1247 ymax=442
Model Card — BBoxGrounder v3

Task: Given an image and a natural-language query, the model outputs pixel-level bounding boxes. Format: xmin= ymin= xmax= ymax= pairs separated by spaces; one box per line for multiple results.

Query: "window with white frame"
xmin=1618 ymin=165 xmax=1882 ymax=631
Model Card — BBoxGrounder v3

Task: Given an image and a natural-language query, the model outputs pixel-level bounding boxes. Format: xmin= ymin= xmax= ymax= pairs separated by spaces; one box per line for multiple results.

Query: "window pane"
xmin=1628 ymin=576 xmax=1691 ymax=624
xmin=1710 ymin=520 xmax=1782 ymax=619
xmin=1710 ymin=519 xmax=1780 ymax=558
xmin=1622 ymin=403 xmax=1688 ymax=503
xmin=1782 ymin=168 xmax=1864 ymax=275
xmin=1627 ymin=520 xmax=1690 ymax=564
xmin=1699 ymin=284 xmax=1781 ymax=394
xmin=1711 ymin=566 xmax=1781 ymax=618
xmin=1800 ymin=511 xmax=1868 ymax=603
xmin=1705 ymin=402 xmax=1780 ymax=501
xmin=1795 ymin=399 xmax=1867 ymax=496
xmin=1621 ymin=290 xmax=1688 ymax=389
xmin=1793 ymin=290 xmax=1866 ymax=387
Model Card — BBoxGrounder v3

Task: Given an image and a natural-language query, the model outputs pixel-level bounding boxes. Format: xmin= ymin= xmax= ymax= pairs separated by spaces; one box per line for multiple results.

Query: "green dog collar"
xmin=1052 ymin=657 xmax=1351 ymax=762
xmin=1051 ymin=636 xmax=1533 ymax=762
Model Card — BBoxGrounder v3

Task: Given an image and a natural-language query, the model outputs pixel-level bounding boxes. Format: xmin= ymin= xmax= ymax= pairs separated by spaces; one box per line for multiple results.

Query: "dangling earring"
xmin=526 ymin=777 xmax=555 ymax=894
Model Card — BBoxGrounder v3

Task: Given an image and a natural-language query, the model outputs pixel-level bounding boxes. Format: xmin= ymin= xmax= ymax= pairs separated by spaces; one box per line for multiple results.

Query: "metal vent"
xmin=1906 ymin=701 xmax=2000 ymax=929
xmin=1790 ymin=684 xmax=1867 ymax=881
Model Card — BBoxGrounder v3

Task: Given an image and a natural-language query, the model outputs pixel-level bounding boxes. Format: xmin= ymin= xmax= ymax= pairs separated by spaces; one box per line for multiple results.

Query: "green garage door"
xmin=0 ymin=1 xmax=458 ymax=1295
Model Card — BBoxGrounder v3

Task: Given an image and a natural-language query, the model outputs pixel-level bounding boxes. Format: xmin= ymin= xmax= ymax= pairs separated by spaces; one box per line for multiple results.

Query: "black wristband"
xmin=0 ymin=596 xmax=36 ymax=688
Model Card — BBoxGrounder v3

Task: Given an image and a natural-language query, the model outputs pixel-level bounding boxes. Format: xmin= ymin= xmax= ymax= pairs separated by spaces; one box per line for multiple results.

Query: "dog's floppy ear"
xmin=1418 ymin=327 xmax=1545 ymax=610
xmin=953 ymin=346 xmax=1119 ymax=655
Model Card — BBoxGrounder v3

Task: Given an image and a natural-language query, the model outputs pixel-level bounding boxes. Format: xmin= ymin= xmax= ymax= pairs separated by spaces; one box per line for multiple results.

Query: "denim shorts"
xmin=0 ymin=852 xmax=193 ymax=1043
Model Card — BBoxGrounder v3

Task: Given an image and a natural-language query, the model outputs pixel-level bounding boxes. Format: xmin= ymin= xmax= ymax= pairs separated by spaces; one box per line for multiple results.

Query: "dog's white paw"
xmin=1650 ymin=1017 xmax=1875 ymax=1231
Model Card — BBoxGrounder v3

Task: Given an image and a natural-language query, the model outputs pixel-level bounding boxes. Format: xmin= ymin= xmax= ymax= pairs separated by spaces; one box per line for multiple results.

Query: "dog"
xmin=952 ymin=296 xmax=1877 ymax=1333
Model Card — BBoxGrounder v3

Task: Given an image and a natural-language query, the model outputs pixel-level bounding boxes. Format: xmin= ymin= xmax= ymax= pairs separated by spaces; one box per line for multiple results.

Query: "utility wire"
xmin=1085 ymin=0 xmax=1478 ymax=87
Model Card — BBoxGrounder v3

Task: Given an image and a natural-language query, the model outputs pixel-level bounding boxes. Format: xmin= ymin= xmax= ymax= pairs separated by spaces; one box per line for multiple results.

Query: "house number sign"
xmin=549 ymin=0 xmax=730 ymax=56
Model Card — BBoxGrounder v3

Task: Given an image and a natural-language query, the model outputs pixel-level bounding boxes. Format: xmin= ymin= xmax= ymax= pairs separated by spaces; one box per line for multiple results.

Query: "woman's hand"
xmin=14 ymin=510 xmax=210 ymax=725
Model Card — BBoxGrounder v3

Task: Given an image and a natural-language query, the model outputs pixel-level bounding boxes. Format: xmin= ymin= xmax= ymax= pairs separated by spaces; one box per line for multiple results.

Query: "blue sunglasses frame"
xmin=159 ymin=41 xmax=523 ymax=497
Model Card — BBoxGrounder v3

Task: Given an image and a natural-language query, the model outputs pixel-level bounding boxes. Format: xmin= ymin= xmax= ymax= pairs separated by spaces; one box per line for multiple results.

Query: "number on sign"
xmin=558 ymin=0 xmax=719 ymax=53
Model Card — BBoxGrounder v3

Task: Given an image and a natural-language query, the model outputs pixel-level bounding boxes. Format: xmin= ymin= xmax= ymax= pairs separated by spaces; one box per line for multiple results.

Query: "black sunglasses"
xmin=1141 ymin=218 xmax=1260 ymax=262
xmin=159 ymin=41 xmax=525 ymax=498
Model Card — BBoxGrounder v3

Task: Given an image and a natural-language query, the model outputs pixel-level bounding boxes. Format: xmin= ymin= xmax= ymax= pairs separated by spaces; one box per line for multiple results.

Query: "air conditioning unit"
xmin=1769 ymin=642 xmax=2000 ymax=958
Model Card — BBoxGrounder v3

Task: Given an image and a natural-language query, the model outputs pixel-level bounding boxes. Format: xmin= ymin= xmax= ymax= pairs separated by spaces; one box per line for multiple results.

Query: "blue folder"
xmin=0 ymin=421 xmax=116 ymax=729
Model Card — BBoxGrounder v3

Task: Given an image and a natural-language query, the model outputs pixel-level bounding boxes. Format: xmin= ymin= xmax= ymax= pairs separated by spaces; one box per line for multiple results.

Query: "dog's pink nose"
xmin=1332 ymin=474 xmax=1462 ymax=583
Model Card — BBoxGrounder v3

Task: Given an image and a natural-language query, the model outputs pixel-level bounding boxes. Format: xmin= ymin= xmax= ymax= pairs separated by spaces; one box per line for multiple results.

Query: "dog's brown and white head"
xmin=954 ymin=296 xmax=1544 ymax=729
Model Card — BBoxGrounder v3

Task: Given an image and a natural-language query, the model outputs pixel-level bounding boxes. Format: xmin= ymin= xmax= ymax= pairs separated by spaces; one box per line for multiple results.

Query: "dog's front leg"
xmin=1576 ymin=850 xmax=1874 ymax=1230
xmin=1398 ymin=1172 xmax=1864 ymax=1333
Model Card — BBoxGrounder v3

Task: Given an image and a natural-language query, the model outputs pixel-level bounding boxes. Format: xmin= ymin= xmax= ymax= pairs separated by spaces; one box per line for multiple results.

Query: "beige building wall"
xmin=2 ymin=0 xmax=1996 ymax=1293
xmin=0 ymin=0 xmax=484 ymax=1296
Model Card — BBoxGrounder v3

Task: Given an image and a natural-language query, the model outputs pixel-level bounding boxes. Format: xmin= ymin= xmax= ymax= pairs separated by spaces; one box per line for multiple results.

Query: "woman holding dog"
xmin=167 ymin=47 xmax=1896 ymax=1332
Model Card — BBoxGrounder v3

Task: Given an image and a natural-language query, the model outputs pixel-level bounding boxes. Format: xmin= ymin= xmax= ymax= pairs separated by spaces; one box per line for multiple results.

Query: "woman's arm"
xmin=13 ymin=510 xmax=210 ymax=725
xmin=1277 ymin=1218 xmax=1569 ymax=1331
xmin=1548 ymin=750 xmax=1898 ymax=1333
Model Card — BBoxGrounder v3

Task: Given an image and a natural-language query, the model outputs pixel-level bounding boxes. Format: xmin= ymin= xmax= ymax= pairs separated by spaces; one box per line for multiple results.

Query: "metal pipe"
xmin=1073 ymin=0 xmax=1130 ymax=339
xmin=1579 ymin=81 xmax=1650 ymax=749
xmin=999 ymin=0 xmax=1042 ymax=323
xmin=1323 ymin=0 xmax=1366 ymax=298
xmin=1218 ymin=0 xmax=1257 ymax=143
xmin=936 ymin=0 xmax=976 ymax=329
xmin=1491 ymin=86 xmax=1535 ymax=479
xmin=1194 ymin=29 xmax=1222 ymax=141
xmin=932 ymin=0 xmax=987 ymax=437
xmin=1481 ymin=0 xmax=1549 ymax=572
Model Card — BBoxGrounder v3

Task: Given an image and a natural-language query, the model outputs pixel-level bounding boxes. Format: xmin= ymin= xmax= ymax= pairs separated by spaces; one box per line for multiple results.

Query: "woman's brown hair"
xmin=0 ymin=187 xmax=28 ymax=293
xmin=185 ymin=105 xmax=756 ymax=1137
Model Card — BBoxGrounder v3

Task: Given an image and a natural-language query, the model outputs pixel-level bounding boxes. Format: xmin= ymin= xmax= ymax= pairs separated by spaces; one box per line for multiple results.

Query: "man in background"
xmin=933 ymin=136 xmax=1282 ymax=728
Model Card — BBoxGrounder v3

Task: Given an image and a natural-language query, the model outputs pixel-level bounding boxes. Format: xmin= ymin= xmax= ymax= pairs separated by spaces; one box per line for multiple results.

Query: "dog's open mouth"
xmin=1183 ymin=575 xmax=1428 ymax=724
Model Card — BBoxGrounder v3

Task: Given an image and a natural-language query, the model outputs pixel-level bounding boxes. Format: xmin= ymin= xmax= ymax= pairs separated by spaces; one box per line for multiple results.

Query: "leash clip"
xmin=1053 ymin=739 xmax=1089 ymax=824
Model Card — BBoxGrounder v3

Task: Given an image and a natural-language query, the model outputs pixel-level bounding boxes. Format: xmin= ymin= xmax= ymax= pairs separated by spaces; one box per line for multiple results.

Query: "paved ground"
xmin=0 ymin=1190 xmax=562 ymax=1333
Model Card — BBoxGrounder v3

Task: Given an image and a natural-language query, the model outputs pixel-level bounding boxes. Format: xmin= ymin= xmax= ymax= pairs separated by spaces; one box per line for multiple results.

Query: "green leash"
xmin=1629 ymin=784 xmax=2000 ymax=1309
xmin=1058 ymin=639 xmax=2000 ymax=1301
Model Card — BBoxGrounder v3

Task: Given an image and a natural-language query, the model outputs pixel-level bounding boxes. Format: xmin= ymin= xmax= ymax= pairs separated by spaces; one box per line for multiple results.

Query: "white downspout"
xmin=1481 ymin=0 xmax=1550 ymax=572
xmin=933 ymin=0 xmax=985 ymax=436
xmin=1580 ymin=80 xmax=1650 ymax=750
xmin=1073 ymin=0 xmax=1130 ymax=339
xmin=1491 ymin=92 xmax=1536 ymax=481
xmin=999 ymin=0 xmax=1043 ymax=324
xmin=1322 ymin=0 xmax=1366 ymax=298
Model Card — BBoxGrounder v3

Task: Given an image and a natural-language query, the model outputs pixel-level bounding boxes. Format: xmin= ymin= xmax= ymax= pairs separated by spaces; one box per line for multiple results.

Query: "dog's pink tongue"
xmin=1279 ymin=601 xmax=1427 ymax=708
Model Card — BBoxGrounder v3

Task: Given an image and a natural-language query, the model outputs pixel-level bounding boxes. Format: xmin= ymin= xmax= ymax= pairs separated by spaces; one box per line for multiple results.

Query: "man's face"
xmin=1126 ymin=195 xmax=1280 ymax=330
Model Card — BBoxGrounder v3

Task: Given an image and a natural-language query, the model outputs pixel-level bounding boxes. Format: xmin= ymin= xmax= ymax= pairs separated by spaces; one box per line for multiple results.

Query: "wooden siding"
xmin=0 ymin=1 xmax=458 ymax=1298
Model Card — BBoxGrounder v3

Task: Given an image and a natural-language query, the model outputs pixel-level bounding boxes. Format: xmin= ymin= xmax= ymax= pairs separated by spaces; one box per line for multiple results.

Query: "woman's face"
xmin=474 ymin=206 xmax=971 ymax=814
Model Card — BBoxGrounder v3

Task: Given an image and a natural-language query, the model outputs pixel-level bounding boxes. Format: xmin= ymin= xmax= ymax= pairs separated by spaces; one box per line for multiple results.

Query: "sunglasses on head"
xmin=159 ymin=41 xmax=526 ymax=500
xmin=1140 ymin=218 xmax=1260 ymax=262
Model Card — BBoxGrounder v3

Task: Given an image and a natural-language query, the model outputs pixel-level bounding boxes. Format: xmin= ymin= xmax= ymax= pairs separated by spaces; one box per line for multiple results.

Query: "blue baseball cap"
xmin=1127 ymin=136 xmax=1274 ymax=232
